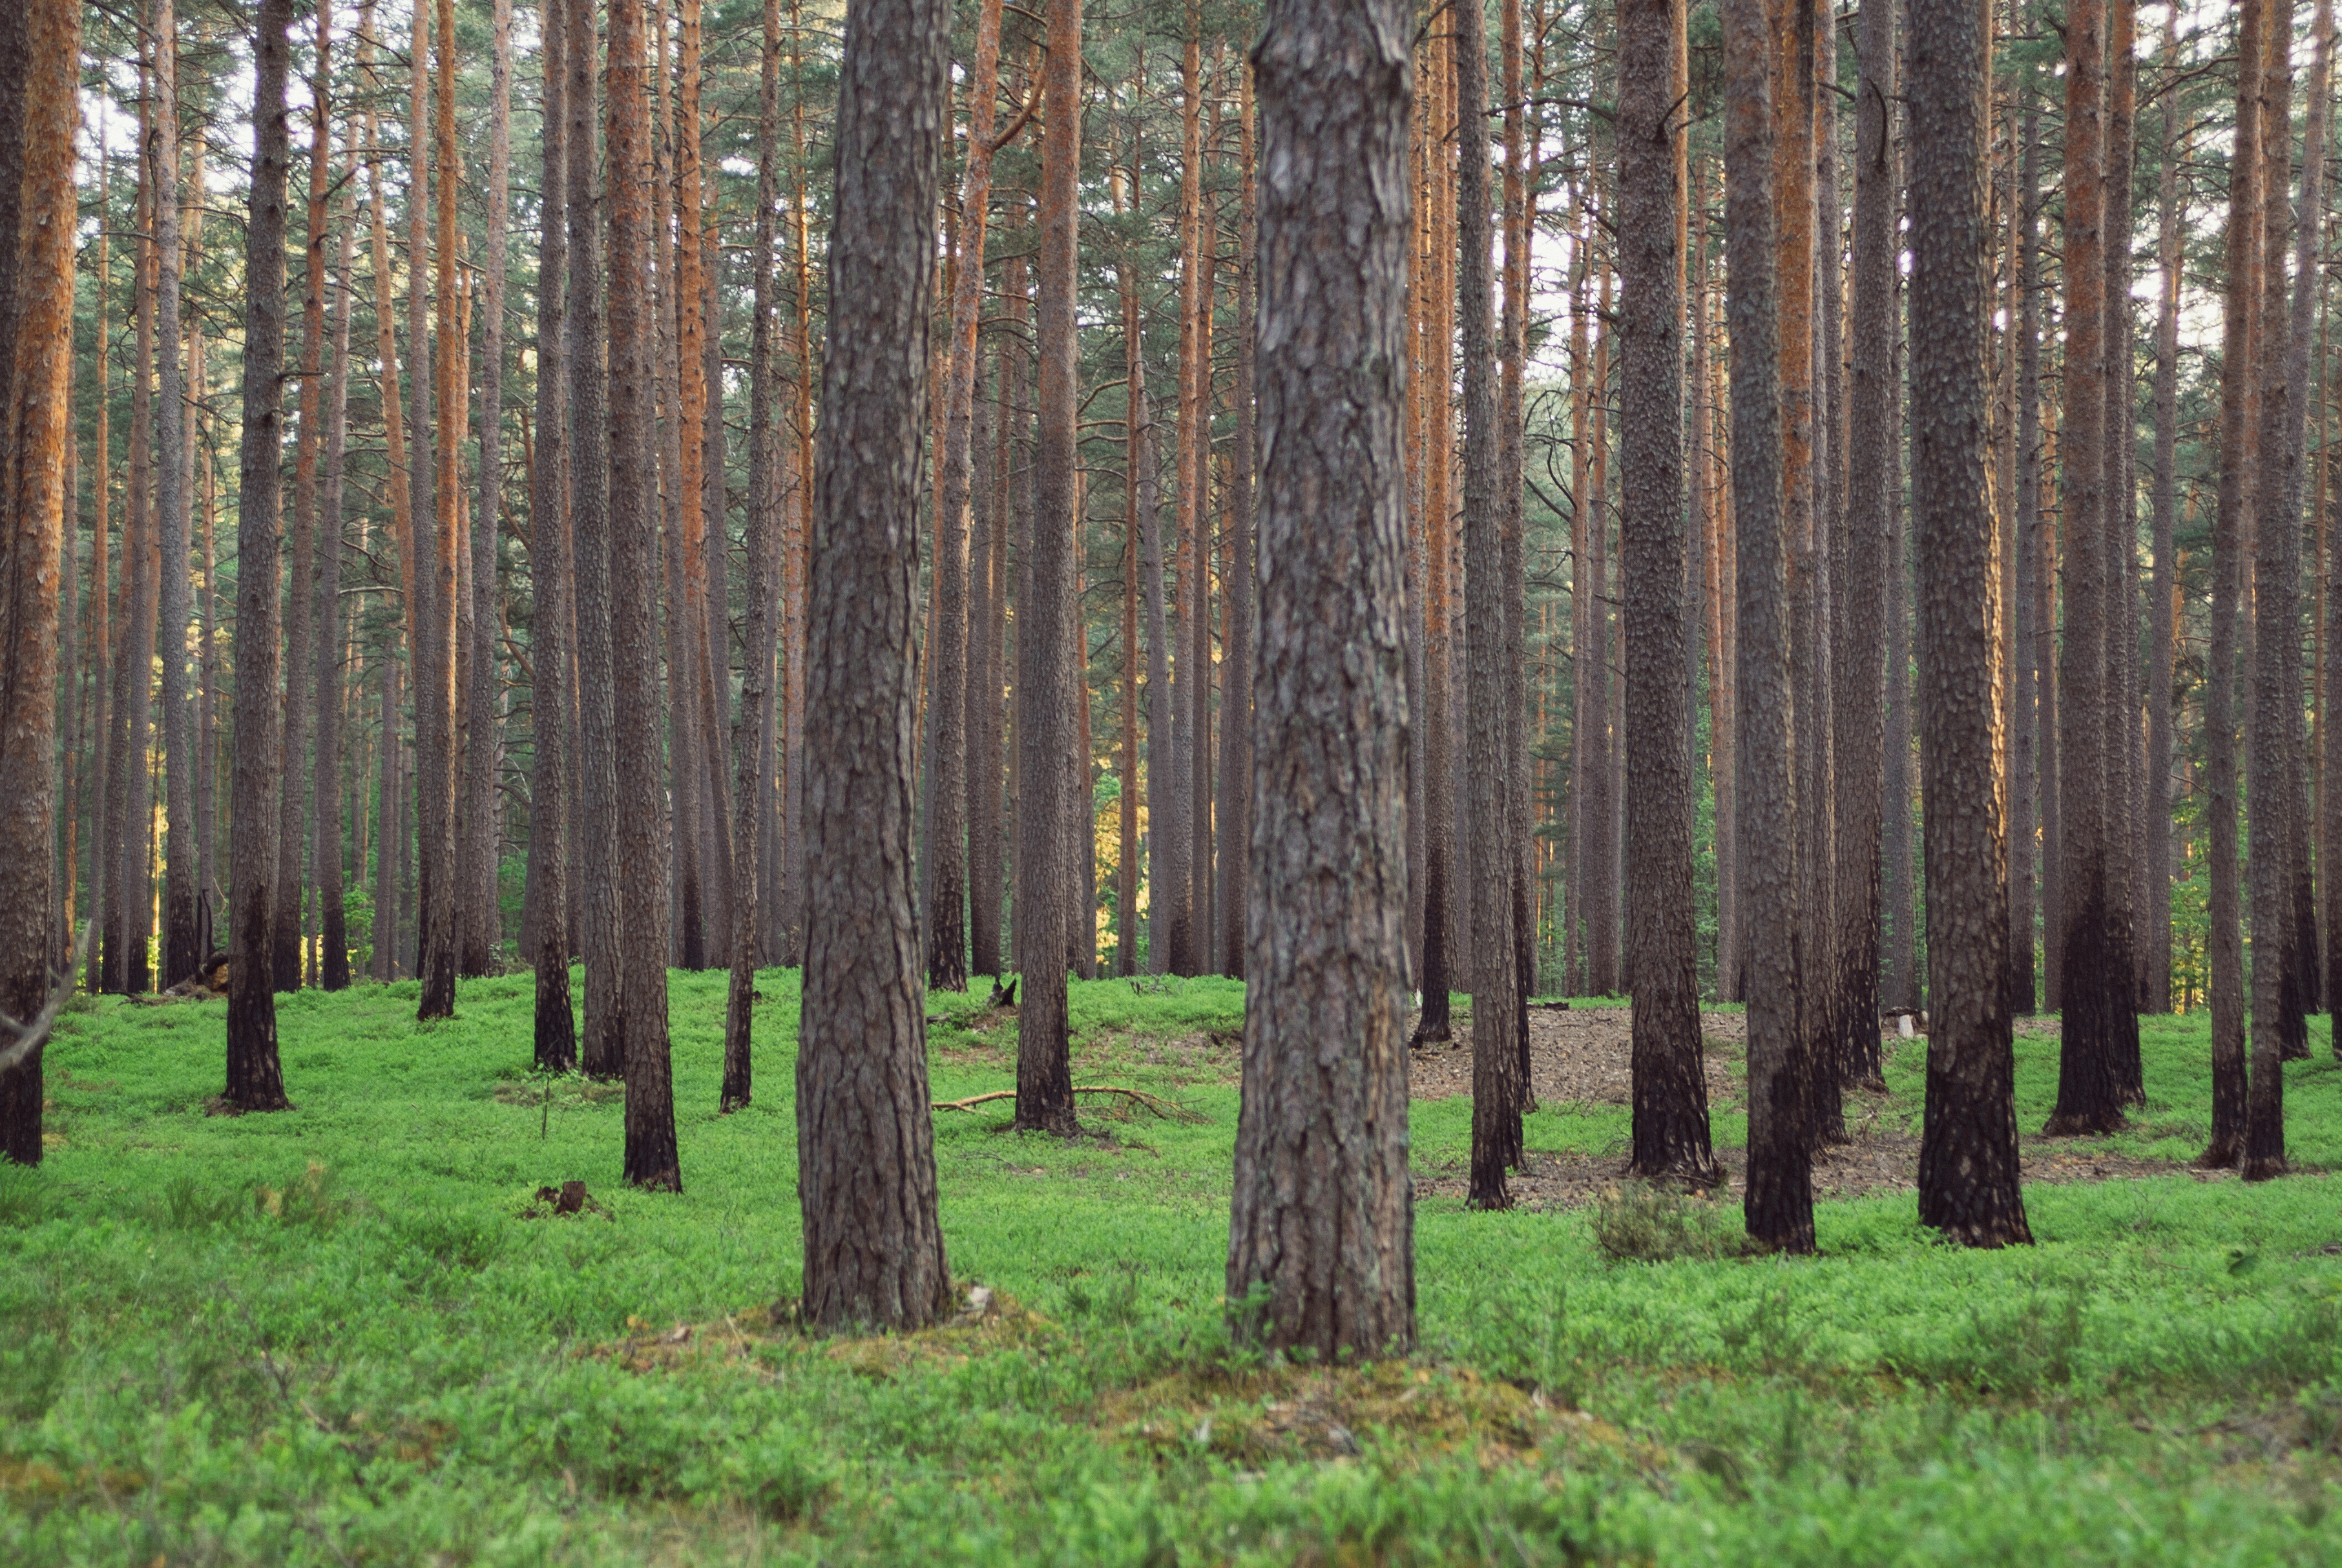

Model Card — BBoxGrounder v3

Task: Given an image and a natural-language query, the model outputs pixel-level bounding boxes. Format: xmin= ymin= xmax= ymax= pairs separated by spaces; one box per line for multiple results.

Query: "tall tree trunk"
xmin=2245 ymin=0 xmax=2319 ymax=1175
xmin=924 ymin=0 xmax=1008 ymax=994
xmin=406 ymin=0 xmax=450 ymax=1020
xmin=2011 ymin=103 xmax=2043 ymax=1014
xmin=2047 ymin=0 xmax=2127 ymax=1136
xmin=973 ymin=249 xmax=1025 ymax=978
xmin=1619 ymin=0 xmax=1715 ymax=1184
xmin=797 ymin=0 xmax=954 ymax=1332
xmin=1459 ymin=0 xmax=1520 ymax=1206
xmin=112 ymin=63 xmax=156 ymax=998
xmin=227 ymin=0 xmax=297 ymax=1111
xmin=313 ymin=107 xmax=361 ymax=992
xmin=1909 ymin=0 xmax=2031 ymax=1246
xmin=1582 ymin=266 xmax=1616 ymax=997
xmin=375 ymin=653 xmax=400 ymax=977
xmin=1014 ymin=0 xmax=1083 ymax=1134
xmin=1225 ymin=0 xmax=1416 ymax=1359
xmin=271 ymin=0 xmax=328 ymax=992
xmin=1837 ymin=0 xmax=1894 ymax=1088
xmin=464 ymin=0 xmax=516 ymax=977
xmin=1161 ymin=6 xmax=1202 ymax=979
xmin=569 ymin=0 xmax=624 ymax=1077
xmin=2146 ymin=12 xmax=2179 ymax=1016
xmin=1883 ymin=298 xmax=1916 ymax=1010
xmin=2279 ymin=0 xmax=2335 ymax=1051
xmin=530 ymin=0 xmax=578 ymax=1068
xmin=2102 ymin=0 xmax=2143 ymax=1094
xmin=0 ymin=0 xmax=82 ymax=1162
xmin=154 ymin=0 xmax=200 ymax=992
xmin=1218 ymin=69 xmax=1256 ymax=983
xmin=1413 ymin=33 xmax=1457 ymax=1038
xmin=722 ymin=0 xmax=784 ymax=1111
xmin=83 ymin=147 xmax=110 ymax=999
xmin=1722 ymin=0 xmax=1812 ymax=1252
xmin=2205 ymin=0 xmax=2263 ymax=1166
xmin=610 ymin=0 xmax=680 ymax=1189
xmin=779 ymin=10 xmax=815 ymax=968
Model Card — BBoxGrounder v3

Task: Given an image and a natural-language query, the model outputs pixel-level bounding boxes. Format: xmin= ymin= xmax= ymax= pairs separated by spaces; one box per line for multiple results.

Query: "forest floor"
xmin=5 ymin=968 xmax=2342 ymax=1564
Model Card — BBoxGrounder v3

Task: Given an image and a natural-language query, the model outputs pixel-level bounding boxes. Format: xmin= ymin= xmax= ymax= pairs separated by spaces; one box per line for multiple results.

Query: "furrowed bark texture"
xmin=1224 ymin=0 xmax=1416 ymax=1360
xmin=1014 ymin=0 xmax=1083 ymax=1134
xmin=609 ymin=0 xmax=680 ymax=1190
xmin=1908 ymin=0 xmax=2029 ymax=1247
xmin=227 ymin=0 xmax=297 ymax=1113
xmin=1722 ymin=0 xmax=1810 ymax=1251
xmin=796 ymin=0 xmax=954 ymax=1332
xmin=1836 ymin=0 xmax=1894 ymax=1089
xmin=1618 ymin=0 xmax=1713 ymax=1184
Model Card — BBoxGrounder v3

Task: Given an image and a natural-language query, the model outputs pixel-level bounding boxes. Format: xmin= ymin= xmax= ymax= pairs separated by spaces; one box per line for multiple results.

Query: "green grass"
xmin=4 ymin=972 xmax=2341 ymax=1564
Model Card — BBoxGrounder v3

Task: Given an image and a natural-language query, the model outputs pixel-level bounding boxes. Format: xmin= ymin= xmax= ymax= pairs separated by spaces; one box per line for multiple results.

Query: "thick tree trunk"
xmin=1413 ymin=36 xmax=1457 ymax=1038
xmin=1722 ymin=0 xmax=1811 ymax=1252
xmin=1224 ymin=0 xmax=1416 ymax=1359
xmin=796 ymin=0 xmax=954 ymax=1332
xmin=530 ymin=0 xmax=577 ymax=1069
xmin=2102 ymin=0 xmax=2143 ymax=1094
xmin=2047 ymin=0 xmax=2127 ymax=1137
xmin=2204 ymin=0 xmax=2262 ymax=1167
xmin=1618 ymin=0 xmax=1714 ymax=1185
xmin=609 ymin=0 xmax=680 ymax=1189
xmin=0 ymin=0 xmax=81 ymax=1162
xmin=226 ymin=0 xmax=296 ymax=1112
xmin=83 ymin=163 xmax=110 ymax=999
xmin=1908 ymin=0 xmax=2031 ymax=1247
xmin=1014 ymin=0 xmax=1084 ymax=1134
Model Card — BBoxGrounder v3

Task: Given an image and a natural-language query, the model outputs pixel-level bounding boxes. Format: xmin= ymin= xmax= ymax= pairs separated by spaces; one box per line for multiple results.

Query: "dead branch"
xmin=0 ymin=925 xmax=92 ymax=1077
xmin=931 ymin=1084 xmax=1206 ymax=1122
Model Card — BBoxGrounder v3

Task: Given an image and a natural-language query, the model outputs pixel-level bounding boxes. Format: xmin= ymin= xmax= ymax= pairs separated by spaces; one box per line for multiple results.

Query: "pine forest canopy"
xmin=1 ymin=0 xmax=2339 ymax=1333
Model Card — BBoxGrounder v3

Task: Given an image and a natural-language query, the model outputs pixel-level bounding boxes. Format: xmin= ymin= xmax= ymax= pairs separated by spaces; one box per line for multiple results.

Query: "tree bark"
xmin=1218 ymin=70 xmax=1257 ymax=983
xmin=1837 ymin=0 xmax=1894 ymax=1088
xmin=152 ymin=0 xmax=202 ymax=994
xmin=2102 ymin=0 xmax=2143 ymax=1092
xmin=1722 ymin=0 xmax=1811 ymax=1252
xmin=923 ymin=0 xmax=1008 ymax=994
xmin=1617 ymin=0 xmax=1714 ymax=1184
xmin=313 ymin=107 xmax=361 ymax=993
xmin=1908 ymin=0 xmax=2031 ymax=1247
xmin=2204 ymin=0 xmax=2262 ymax=1167
xmin=2011 ymin=103 xmax=2043 ymax=1014
xmin=1459 ymin=0 xmax=1520 ymax=1206
xmin=1224 ymin=0 xmax=1416 ymax=1359
xmin=797 ymin=0 xmax=955 ymax=1332
xmin=1014 ymin=0 xmax=1084 ymax=1135
xmin=530 ymin=0 xmax=578 ymax=1069
xmin=568 ymin=0 xmax=624 ymax=1078
xmin=610 ymin=0 xmax=680 ymax=1189
xmin=723 ymin=0 xmax=784 ymax=1111
xmin=0 ymin=0 xmax=81 ymax=1162
xmin=463 ymin=0 xmax=516 ymax=977
xmin=227 ymin=0 xmax=297 ymax=1113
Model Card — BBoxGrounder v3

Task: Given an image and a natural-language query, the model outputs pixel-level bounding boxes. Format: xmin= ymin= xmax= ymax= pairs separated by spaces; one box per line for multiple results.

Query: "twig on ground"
xmin=931 ymin=1084 xmax=1206 ymax=1123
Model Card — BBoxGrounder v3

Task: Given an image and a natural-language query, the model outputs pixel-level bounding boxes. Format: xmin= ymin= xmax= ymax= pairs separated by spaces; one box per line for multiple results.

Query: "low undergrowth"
xmin=2 ymin=970 xmax=2339 ymax=1564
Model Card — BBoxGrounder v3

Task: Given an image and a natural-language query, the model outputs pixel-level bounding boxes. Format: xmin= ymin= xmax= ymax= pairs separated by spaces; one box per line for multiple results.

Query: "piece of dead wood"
xmin=931 ymin=1084 xmax=1206 ymax=1123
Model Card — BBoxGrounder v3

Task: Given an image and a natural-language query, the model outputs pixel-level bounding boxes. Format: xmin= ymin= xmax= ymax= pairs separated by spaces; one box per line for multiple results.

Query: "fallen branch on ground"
xmin=931 ymin=1084 xmax=1206 ymax=1122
